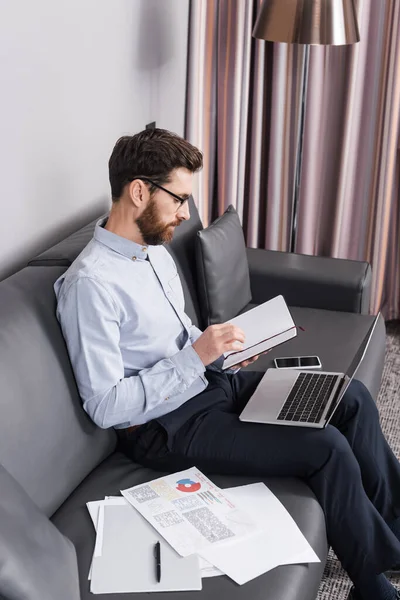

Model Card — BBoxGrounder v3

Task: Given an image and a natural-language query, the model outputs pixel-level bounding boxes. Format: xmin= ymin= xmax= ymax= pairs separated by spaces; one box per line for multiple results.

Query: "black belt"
xmin=116 ymin=424 xmax=143 ymax=438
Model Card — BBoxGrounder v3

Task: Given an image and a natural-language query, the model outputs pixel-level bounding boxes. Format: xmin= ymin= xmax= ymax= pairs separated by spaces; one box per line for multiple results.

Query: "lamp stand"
xmin=290 ymin=44 xmax=310 ymax=253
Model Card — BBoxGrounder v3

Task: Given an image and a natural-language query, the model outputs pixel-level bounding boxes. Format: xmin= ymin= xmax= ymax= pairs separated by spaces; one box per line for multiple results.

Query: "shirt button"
xmin=165 ymin=396 xmax=170 ymax=401
xmin=131 ymin=256 xmax=137 ymax=261
xmin=142 ymin=247 xmax=147 ymax=252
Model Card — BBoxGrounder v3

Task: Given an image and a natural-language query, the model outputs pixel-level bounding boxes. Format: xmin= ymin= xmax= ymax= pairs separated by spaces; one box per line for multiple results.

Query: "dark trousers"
xmin=117 ymin=370 xmax=400 ymax=586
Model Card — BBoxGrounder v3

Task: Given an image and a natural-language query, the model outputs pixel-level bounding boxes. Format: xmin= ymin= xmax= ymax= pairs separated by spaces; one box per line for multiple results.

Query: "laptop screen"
xmin=345 ymin=314 xmax=380 ymax=381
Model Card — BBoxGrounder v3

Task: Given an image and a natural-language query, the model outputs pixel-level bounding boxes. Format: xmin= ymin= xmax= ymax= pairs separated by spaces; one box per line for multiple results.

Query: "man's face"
xmin=135 ymin=168 xmax=192 ymax=246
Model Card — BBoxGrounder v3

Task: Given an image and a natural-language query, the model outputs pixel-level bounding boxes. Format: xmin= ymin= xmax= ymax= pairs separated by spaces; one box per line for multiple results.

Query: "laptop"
xmin=239 ymin=314 xmax=380 ymax=429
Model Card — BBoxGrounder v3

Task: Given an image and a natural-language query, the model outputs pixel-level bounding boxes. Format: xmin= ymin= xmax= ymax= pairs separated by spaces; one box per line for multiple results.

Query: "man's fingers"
xmin=233 ymin=355 xmax=260 ymax=369
xmin=220 ymin=323 xmax=246 ymax=343
xmin=244 ymin=355 xmax=259 ymax=365
xmin=232 ymin=328 xmax=245 ymax=343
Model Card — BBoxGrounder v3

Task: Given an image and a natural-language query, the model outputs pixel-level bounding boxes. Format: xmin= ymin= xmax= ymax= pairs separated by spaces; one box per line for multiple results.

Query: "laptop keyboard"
xmin=277 ymin=372 xmax=341 ymax=424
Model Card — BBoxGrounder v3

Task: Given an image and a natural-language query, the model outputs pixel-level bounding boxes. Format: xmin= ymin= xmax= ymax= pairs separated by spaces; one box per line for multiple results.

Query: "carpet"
xmin=316 ymin=320 xmax=400 ymax=600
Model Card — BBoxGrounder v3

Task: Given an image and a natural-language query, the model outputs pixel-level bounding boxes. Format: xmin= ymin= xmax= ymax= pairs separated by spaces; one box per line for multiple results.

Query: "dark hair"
xmin=108 ymin=128 xmax=203 ymax=200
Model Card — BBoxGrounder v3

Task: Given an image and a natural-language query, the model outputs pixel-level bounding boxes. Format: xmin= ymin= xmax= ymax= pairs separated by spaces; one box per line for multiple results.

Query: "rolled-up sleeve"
xmin=56 ymin=277 xmax=205 ymax=428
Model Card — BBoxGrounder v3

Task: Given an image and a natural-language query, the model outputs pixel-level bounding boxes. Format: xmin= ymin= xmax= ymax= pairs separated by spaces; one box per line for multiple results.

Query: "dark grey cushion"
xmin=0 ymin=266 xmax=116 ymax=516
xmin=0 ymin=463 xmax=80 ymax=600
xmin=51 ymin=451 xmax=327 ymax=600
xmin=196 ymin=205 xmax=251 ymax=325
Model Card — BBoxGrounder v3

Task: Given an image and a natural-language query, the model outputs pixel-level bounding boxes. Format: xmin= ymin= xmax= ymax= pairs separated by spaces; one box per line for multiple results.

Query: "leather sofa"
xmin=0 ymin=196 xmax=385 ymax=600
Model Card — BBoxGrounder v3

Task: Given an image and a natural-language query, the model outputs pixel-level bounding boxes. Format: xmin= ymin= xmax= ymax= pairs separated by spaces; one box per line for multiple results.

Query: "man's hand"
xmin=229 ymin=349 xmax=271 ymax=370
xmin=192 ymin=323 xmax=246 ymax=366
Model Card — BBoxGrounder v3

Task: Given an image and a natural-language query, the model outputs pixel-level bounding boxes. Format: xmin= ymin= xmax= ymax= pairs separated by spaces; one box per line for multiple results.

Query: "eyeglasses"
xmin=138 ymin=177 xmax=189 ymax=207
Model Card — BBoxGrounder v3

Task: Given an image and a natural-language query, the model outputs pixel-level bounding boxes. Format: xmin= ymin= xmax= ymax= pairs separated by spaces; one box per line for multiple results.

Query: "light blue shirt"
xmin=54 ymin=217 xmax=236 ymax=429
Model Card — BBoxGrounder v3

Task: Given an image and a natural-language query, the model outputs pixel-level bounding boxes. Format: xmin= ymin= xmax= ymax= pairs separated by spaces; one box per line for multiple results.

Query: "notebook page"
xmin=222 ymin=295 xmax=295 ymax=368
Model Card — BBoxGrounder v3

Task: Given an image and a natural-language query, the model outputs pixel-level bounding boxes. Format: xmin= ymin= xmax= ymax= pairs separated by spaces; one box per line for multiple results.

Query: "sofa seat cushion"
xmin=238 ymin=305 xmax=385 ymax=401
xmin=51 ymin=451 xmax=327 ymax=600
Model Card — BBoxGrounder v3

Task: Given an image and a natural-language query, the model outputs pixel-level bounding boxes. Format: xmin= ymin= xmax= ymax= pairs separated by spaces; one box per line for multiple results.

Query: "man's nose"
xmin=177 ymin=201 xmax=190 ymax=221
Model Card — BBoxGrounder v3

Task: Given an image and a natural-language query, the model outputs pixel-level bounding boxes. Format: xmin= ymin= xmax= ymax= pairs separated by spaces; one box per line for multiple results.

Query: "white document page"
xmin=222 ymin=295 xmax=296 ymax=369
xmin=86 ymin=497 xmax=222 ymax=579
xmin=199 ymin=561 xmax=224 ymax=578
xmin=93 ymin=504 xmax=104 ymax=558
xmin=121 ymin=467 xmax=257 ymax=557
xmin=90 ymin=504 xmax=202 ymax=594
xmin=198 ymin=483 xmax=320 ymax=585
xmin=87 ymin=497 xmax=127 ymax=579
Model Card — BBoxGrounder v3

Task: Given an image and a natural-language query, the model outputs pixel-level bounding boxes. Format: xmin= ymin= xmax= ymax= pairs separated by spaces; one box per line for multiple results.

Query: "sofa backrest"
xmin=29 ymin=196 xmax=206 ymax=328
xmin=0 ymin=198 xmax=206 ymax=516
xmin=0 ymin=266 xmax=115 ymax=517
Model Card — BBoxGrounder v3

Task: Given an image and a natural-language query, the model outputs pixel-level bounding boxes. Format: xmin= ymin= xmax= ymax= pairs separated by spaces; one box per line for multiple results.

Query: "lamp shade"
xmin=253 ymin=0 xmax=360 ymax=45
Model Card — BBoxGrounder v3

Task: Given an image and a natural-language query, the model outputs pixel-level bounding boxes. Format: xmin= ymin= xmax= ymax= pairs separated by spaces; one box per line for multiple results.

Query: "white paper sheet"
xmin=87 ymin=496 xmax=222 ymax=579
xmin=198 ymin=561 xmax=223 ymax=577
xmin=87 ymin=497 xmax=128 ymax=579
xmin=198 ymin=483 xmax=320 ymax=585
xmin=90 ymin=504 xmax=202 ymax=594
xmin=121 ymin=467 xmax=257 ymax=557
xmin=93 ymin=504 xmax=104 ymax=557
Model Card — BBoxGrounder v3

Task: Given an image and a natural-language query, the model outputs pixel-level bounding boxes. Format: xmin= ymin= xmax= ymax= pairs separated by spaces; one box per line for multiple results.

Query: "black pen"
xmin=154 ymin=541 xmax=161 ymax=583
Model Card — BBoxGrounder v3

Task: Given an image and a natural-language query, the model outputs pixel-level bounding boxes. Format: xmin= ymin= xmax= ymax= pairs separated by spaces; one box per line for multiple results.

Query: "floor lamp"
xmin=252 ymin=0 xmax=360 ymax=253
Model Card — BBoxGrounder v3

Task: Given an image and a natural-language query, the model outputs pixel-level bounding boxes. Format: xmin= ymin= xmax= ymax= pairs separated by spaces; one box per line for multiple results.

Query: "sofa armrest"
xmin=0 ymin=463 xmax=80 ymax=600
xmin=246 ymin=247 xmax=372 ymax=314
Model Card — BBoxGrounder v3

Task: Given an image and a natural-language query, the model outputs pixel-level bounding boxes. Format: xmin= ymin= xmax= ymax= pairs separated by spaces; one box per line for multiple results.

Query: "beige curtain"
xmin=185 ymin=0 xmax=400 ymax=320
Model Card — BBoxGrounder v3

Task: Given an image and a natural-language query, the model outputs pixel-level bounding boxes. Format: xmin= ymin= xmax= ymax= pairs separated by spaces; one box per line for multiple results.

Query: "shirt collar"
xmin=94 ymin=217 xmax=149 ymax=261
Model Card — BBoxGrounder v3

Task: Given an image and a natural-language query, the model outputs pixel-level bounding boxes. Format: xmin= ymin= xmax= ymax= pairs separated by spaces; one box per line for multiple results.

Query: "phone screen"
xmin=275 ymin=356 xmax=321 ymax=369
xmin=299 ymin=356 xmax=320 ymax=367
xmin=275 ymin=357 xmax=300 ymax=368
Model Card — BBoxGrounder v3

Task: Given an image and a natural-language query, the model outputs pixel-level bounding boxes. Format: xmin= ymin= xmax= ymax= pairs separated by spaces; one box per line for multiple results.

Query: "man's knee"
xmin=306 ymin=425 xmax=359 ymax=476
xmin=322 ymin=425 xmax=354 ymax=455
xmin=349 ymin=378 xmax=371 ymax=397
xmin=341 ymin=378 xmax=379 ymax=420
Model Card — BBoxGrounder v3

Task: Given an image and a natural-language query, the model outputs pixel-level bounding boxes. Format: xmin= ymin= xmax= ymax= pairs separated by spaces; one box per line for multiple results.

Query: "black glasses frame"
xmin=138 ymin=177 xmax=189 ymax=206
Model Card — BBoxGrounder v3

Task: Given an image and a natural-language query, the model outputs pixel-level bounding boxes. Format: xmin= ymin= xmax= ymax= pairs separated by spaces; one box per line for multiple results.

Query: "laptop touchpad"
xmin=240 ymin=369 xmax=299 ymax=422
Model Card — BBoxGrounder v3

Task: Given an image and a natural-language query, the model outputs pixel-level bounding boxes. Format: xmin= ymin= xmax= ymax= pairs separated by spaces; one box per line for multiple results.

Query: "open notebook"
xmin=222 ymin=295 xmax=296 ymax=370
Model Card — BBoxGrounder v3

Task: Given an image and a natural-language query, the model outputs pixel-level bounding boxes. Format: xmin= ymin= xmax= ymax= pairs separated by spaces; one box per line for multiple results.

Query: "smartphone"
xmin=274 ymin=356 xmax=322 ymax=369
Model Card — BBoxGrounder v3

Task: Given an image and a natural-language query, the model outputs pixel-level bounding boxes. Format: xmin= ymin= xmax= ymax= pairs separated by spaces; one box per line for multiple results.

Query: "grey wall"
xmin=0 ymin=0 xmax=189 ymax=281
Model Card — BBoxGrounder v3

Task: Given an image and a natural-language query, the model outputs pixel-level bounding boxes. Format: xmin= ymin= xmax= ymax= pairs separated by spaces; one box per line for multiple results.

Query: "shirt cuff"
xmin=206 ymin=354 xmax=241 ymax=374
xmin=206 ymin=354 xmax=225 ymax=371
xmin=170 ymin=345 xmax=206 ymax=387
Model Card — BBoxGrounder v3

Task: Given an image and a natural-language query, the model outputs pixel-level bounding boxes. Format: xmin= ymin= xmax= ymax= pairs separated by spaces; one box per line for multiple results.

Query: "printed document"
xmin=198 ymin=482 xmax=320 ymax=585
xmin=86 ymin=497 xmax=222 ymax=580
xmin=87 ymin=478 xmax=320 ymax=587
xmin=121 ymin=467 xmax=257 ymax=557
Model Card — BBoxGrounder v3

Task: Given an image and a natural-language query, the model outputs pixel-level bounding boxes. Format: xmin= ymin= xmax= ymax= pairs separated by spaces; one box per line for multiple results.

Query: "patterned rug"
xmin=316 ymin=320 xmax=400 ymax=600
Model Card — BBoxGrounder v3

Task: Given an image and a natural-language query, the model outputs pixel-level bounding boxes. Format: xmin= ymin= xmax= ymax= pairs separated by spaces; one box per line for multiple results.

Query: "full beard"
xmin=136 ymin=199 xmax=179 ymax=246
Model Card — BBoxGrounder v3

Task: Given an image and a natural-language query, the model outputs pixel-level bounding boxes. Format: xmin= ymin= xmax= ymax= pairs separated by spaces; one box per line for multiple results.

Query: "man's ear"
xmin=128 ymin=179 xmax=145 ymax=209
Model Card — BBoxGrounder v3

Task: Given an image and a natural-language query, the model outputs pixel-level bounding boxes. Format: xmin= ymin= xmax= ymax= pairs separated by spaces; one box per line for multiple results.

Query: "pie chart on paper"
xmin=176 ymin=478 xmax=201 ymax=493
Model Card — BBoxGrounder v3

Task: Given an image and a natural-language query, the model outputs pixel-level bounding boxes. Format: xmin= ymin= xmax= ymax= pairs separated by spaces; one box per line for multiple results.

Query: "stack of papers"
xmin=87 ymin=497 xmax=205 ymax=594
xmin=87 ymin=467 xmax=320 ymax=594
